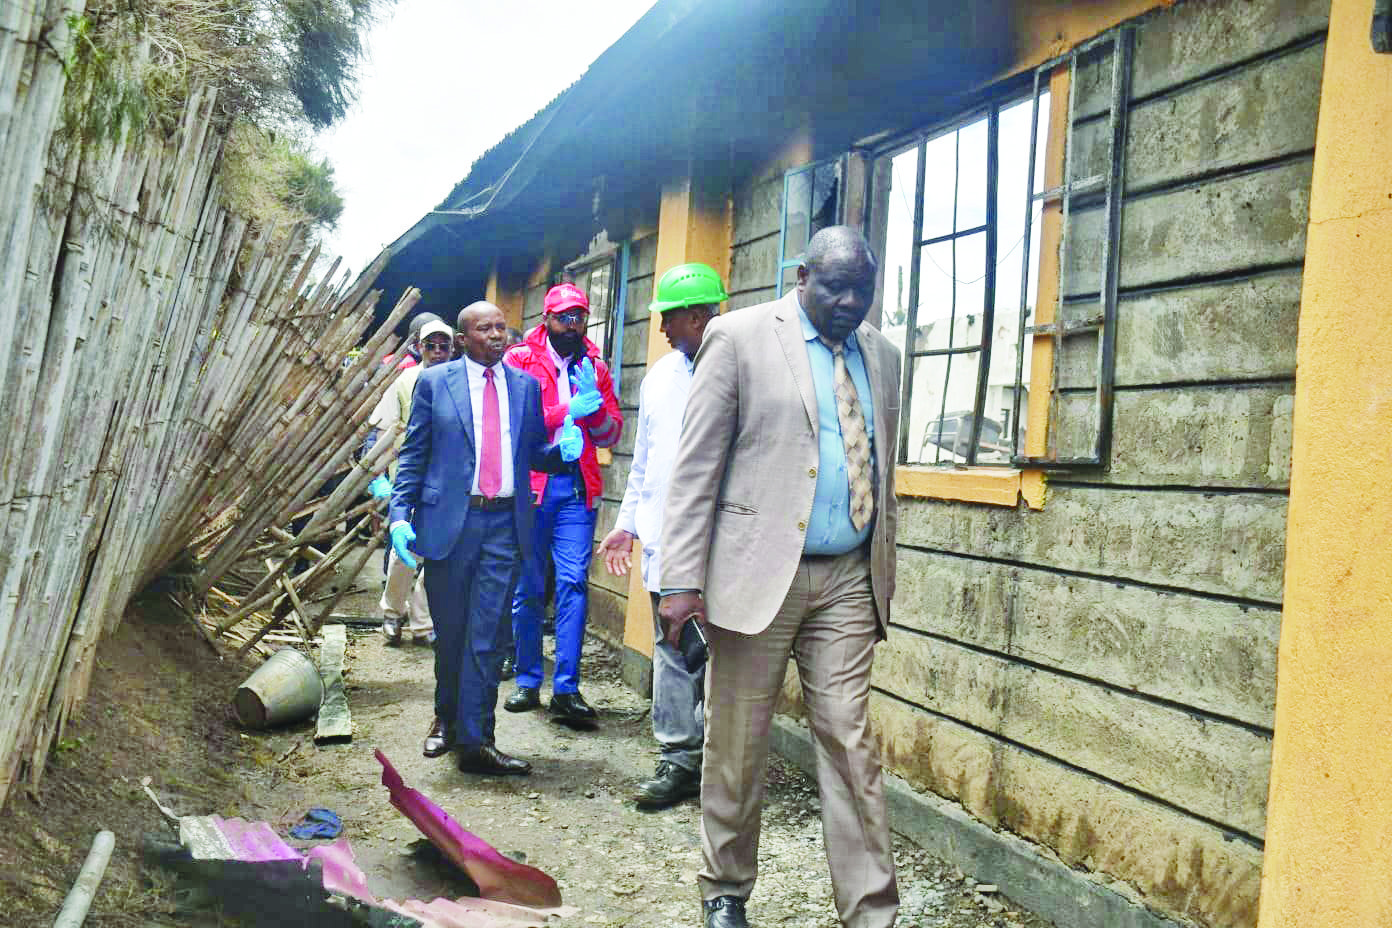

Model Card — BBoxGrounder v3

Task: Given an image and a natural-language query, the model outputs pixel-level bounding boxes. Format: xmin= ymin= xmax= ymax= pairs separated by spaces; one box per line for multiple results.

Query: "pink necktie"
xmin=480 ymin=368 xmax=501 ymax=498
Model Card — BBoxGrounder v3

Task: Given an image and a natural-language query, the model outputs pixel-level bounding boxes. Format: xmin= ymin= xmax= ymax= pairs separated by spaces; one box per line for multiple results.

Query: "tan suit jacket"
xmin=660 ymin=291 xmax=901 ymax=635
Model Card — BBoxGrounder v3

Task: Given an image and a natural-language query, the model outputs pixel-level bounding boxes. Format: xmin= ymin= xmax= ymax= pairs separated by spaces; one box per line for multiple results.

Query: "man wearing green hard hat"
xmin=600 ymin=261 xmax=726 ymax=809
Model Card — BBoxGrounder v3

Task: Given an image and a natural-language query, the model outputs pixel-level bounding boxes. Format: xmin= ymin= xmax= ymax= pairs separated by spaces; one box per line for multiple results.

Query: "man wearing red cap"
xmin=502 ymin=282 xmax=623 ymax=724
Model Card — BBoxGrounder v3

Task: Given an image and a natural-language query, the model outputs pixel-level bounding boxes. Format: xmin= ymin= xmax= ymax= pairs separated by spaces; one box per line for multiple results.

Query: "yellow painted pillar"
xmin=621 ymin=169 xmax=732 ymax=659
xmin=1258 ymin=2 xmax=1392 ymax=925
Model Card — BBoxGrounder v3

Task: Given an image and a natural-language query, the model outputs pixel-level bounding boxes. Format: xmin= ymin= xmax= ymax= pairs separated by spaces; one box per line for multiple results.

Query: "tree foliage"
xmin=61 ymin=0 xmax=389 ymax=233
xmin=68 ymin=0 xmax=391 ymax=137
xmin=283 ymin=0 xmax=379 ymax=129
xmin=285 ymin=153 xmax=345 ymax=227
xmin=219 ymin=122 xmax=345 ymax=233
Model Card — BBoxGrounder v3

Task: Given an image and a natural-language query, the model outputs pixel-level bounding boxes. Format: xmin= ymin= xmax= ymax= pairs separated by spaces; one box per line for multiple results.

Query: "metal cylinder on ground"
xmin=232 ymin=648 xmax=324 ymax=728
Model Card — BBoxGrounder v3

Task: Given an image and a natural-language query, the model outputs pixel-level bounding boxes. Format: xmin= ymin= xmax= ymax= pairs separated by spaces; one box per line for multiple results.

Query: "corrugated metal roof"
xmin=364 ymin=0 xmax=1014 ymax=322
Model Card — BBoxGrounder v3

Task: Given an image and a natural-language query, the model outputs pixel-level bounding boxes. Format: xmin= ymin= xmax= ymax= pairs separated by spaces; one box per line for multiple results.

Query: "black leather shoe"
xmin=634 ymin=760 xmax=700 ymax=809
xmin=499 ymin=656 xmax=516 ymax=680
xmin=703 ymin=896 xmax=749 ymax=928
xmin=423 ymin=717 xmax=451 ymax=758
xmin=548 ymin=691 xmax=598 ymax=726
xmin=455 ymin=744 xmax=531 ymax=776
xmin=504 ymin=687 xmax=541 ymax=712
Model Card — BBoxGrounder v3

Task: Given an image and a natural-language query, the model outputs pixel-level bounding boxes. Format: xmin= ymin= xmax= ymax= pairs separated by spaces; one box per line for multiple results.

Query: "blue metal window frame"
xmin=775 ymin=156 xmax=846 ymax=296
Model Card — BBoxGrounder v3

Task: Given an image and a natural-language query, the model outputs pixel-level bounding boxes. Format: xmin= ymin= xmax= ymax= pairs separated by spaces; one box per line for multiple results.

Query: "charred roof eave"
xmin=367 ymin=0 xmax=1016 ymax=324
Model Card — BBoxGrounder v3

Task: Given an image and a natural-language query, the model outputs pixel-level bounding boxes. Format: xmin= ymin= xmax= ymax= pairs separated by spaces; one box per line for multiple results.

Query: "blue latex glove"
xmin=558 ymin=415 xmax=584 ymax=462
xmin=390 ymin=522 xmax=418 ymax=570
xmin=567 ymin=386 xmax=602 ymax=419
xmin=567 ymin=358 xmax=603 ymax=419
xmin=367 ymin=475 xmax=392 ymax=500
xmin=571 ymin=358 xmax=597 ymax=394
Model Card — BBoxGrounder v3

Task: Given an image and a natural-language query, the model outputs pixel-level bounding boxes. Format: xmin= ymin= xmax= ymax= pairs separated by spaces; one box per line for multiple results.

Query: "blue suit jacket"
xmin=389 ymin=359 xmax=555 ymax=563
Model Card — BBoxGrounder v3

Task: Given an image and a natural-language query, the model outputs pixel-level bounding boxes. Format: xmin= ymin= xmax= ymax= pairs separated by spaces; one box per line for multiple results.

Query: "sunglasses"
xmin=421 ymin=338 xmax=452 ymax=351
xmin=551 ymin=308 xmax=588 ymax=326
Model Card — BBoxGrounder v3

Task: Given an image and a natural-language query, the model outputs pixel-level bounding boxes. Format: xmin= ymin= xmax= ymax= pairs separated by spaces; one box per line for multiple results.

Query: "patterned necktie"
xmin=479 ymin=368 xmax=502 ymax=498
xmin=821 ymin=338 xmax=874 ymax=531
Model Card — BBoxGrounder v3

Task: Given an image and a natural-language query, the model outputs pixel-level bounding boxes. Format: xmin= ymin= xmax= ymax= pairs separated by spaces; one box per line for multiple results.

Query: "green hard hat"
xmin=649 ymin=262 xmax=728 ymax=314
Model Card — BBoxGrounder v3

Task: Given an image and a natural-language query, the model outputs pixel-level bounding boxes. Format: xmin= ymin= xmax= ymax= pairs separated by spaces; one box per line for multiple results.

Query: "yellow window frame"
xmin=895 ymin=64 xmax=1069 ymax=511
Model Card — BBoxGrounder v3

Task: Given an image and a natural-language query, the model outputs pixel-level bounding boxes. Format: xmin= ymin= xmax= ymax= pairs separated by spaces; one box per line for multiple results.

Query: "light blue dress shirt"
xmin=798 ymin=301 xmax=875 ymax=555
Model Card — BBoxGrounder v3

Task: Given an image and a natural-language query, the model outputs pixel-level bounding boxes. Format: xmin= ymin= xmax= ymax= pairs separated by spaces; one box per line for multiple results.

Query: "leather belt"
xmin=802 ymin=541 xmax=870 ymax=563
xmin=469 ymin=495 xmax=513 ymax=512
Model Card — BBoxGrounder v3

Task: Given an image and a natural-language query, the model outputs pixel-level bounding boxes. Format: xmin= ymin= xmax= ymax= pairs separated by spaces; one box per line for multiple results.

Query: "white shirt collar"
xmin=463 ymin=355 xmax=504 ymax=377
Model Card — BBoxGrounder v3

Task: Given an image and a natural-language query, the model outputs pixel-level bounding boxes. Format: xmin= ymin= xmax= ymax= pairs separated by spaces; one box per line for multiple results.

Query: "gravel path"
xmin=238 ymin=567 xmax=1053 ymax=928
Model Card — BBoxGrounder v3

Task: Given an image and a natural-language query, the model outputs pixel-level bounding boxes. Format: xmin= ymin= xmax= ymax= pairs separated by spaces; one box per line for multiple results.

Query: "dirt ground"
xmin=0 ymin=557 xmax=1055 ymax=928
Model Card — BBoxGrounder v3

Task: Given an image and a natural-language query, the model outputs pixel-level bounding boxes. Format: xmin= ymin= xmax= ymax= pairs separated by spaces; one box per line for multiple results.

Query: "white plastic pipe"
xmin=53 ymin=830 xmax=115 ymax=928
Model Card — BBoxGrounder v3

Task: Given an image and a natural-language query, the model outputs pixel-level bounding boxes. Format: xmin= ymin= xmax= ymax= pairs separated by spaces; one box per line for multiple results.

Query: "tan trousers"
xmin=380 ymin=547 xmax=433 ymax=637
xmin=699 ymin=549 xmax=898 ymax=928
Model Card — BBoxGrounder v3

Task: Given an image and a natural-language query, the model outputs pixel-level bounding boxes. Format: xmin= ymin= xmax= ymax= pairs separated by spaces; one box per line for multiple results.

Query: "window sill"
xmin=895 ymin=465 xmax=1045 ymax=510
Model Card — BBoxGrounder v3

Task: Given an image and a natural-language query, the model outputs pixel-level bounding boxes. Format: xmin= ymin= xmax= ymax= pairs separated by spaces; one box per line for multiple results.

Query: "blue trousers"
xmin=511 ymin=474 xmax=596 ymax=694
xmin=424 ymin=508 xmax=519 ymax=748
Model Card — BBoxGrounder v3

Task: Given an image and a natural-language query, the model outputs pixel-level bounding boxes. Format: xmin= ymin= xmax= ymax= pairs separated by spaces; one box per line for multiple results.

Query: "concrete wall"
xmin=728 ymin=170 xmax=783 ymax=312
xmin=743 ymin=2 xmax=1330 ymax=927
xmin=521 ymin=281 xmax=547 ymax=333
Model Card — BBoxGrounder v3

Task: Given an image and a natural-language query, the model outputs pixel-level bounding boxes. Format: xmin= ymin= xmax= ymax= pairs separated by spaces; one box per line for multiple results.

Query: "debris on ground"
xmin=233 ymin=647 xmax=325 ymax=729
xmin=144 ymin=804 xmax=573 ymax=926
xmin=316 ymin=623 xmax=354 ymax=743
xmin=0 ymin=556 xmax=1057 ymax=927
xmin=376 ymin=749 xmax=565 ymax=910
xmin=289 ymin=807 xmax=344 ymax=840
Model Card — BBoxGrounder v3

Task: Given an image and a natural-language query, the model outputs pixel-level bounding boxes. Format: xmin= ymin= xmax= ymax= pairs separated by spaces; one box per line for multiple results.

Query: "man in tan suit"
xmin=659 ymin=226 xmax=900 ymax=928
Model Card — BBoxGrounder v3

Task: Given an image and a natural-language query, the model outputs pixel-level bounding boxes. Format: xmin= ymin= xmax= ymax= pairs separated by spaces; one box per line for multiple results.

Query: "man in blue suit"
xmin=389 ymin=301 xmax=581 ymax=776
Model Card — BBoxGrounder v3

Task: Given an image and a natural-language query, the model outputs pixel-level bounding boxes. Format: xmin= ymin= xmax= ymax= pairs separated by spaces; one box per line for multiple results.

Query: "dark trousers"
xmin=423 ymin=507 xmax=519 ymax=748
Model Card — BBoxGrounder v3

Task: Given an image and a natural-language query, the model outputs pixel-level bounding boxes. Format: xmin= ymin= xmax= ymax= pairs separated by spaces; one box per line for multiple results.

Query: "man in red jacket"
xmin=502 ymin=282 xmax=623 ymax=725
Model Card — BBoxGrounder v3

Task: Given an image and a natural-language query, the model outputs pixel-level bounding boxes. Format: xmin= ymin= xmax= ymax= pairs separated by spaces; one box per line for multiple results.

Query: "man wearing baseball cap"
xmin=365 ymin=317 xmax=456 ymax=644
xmin=502 ymin=282 xmax=623 ymax=725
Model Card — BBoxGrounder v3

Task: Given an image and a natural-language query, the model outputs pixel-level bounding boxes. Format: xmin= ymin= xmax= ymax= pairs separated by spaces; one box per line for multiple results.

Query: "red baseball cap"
xmin=543 ymin=283 xmax=589 ymax=315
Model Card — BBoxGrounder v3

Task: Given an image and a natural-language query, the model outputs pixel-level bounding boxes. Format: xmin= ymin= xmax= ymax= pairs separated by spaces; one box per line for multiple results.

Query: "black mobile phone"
xmin=677 ymin=615 xmax=708 ymax=673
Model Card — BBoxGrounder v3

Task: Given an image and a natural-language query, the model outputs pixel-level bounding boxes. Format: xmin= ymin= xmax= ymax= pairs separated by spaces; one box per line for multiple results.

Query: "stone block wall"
xmin=727 ymin=1 xmax=1331 ymax=925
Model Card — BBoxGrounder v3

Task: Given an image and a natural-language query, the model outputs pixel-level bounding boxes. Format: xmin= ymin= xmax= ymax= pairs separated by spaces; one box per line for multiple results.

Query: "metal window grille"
xmin=1010 ymin=26 xmax=1134 ymax=468
xmin=890 ymin=99 xmax=1026 ymax=467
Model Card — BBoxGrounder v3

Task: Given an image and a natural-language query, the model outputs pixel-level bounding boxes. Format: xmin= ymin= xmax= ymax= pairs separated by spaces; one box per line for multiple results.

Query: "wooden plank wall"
xmin=862 ymin=2 xmax=1330 ymax=927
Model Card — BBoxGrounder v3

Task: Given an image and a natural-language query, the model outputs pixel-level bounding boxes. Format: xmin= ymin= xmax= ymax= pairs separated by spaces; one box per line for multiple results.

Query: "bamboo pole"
xmin=0 ymin=53 xmax=420 ymax=802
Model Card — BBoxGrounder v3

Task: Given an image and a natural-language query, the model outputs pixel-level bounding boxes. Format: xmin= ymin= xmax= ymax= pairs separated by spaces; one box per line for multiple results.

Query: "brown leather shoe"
xmin=423 ymin=717 xmax=451 ymax=758
xmin=455 ymin=744 xmax=531 ymax=776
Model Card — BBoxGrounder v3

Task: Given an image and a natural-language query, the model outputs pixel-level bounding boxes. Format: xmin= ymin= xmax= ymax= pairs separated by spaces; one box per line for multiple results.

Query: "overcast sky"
xmin=316 ymin=0 xmax=656 ymax=278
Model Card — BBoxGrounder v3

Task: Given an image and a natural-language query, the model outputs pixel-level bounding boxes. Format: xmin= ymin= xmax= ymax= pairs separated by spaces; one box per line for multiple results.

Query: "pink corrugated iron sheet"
xmin=176 ymin=759 xmax=573 ymax=925
xmin=304 ymin=838 xmax=374 ymax=901
xmin=375 ymin=749 xmax=563 ymax=909
xmin=209 ymin=817 xmax=302 ymax=862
